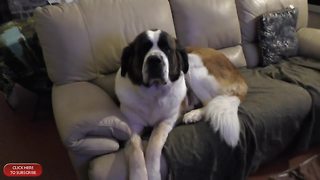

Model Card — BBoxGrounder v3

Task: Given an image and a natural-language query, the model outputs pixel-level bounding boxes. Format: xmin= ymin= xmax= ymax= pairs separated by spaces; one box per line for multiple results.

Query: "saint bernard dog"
xmin=115 ymin=29 xmax=247 ymax=180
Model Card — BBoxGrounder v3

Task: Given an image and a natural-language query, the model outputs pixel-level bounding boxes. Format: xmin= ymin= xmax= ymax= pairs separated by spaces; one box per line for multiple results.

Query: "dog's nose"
xmin=147 ymin=55 xmax=163 ymax=66
xmin=147 ymin=55 xmax=164 ymax=74
xmin=145 ymin=55 xmax=165 ymax=85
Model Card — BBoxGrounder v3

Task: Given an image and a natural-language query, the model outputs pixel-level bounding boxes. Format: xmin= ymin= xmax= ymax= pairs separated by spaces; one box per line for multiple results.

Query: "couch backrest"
xmin=35 ymin=0 xmax=310 ymax=85
xmin=170 ymin=0 xmax=247 ymax=67
xmin=236 ymin=0 xmax=308 ymax=67
xmin=35 ymin=0 xmax=176 ymax=85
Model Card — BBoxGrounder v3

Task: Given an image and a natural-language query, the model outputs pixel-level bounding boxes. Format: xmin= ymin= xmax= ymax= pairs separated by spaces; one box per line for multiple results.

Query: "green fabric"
xmin=164 ymin=57 xmax=320 ymax=180
xmin=258 ymin=57 xmax=320 ymax=147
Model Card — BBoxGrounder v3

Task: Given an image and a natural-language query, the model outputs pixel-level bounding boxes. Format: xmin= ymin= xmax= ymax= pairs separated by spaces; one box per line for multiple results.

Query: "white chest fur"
xmin=115 ymin=69 xmax=187 ymax=128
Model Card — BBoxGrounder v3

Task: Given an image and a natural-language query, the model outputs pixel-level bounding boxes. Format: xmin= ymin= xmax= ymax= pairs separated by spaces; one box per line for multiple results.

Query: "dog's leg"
xmin=121 ymin=105 xmax=148 ymax=180
xmin=126 ymin=133 xmax=147 ymax=180
xmin=145 ymin=119 xmax=176 ymax=180
xmin=182 ymin=108 xmax=204 ymax=124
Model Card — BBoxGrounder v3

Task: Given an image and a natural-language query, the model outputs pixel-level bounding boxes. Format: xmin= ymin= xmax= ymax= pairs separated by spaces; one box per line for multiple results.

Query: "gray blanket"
xmin=164 ymin=57 xmax=320 ymax=180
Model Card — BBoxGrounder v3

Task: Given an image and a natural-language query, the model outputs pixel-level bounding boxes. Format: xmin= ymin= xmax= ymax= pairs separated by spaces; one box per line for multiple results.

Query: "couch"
xmin=34 ymin=0 xmax=320 ymax=179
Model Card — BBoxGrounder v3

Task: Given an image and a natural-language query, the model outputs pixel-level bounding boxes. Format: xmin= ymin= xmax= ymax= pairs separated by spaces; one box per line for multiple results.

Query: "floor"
xmin=249 ymin=146 xmax=320 ymax=180
xmin=0 ymin=84 xmax=319 ymax=180
xmin=0 ymin=84 xmax=77 ymax=180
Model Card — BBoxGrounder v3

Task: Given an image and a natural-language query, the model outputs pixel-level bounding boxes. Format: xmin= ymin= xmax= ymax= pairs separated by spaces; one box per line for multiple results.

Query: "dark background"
xmin=309 ymin=0 xmax=320 ymax=5
xmin=0 ymin=0 xmax=47 ymax=25
xmin=0 ymin=0 xmax=12 ymax=24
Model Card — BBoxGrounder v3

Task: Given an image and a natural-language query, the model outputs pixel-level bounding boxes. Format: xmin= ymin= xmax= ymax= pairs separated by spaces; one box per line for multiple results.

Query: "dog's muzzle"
xmin=144 ymin=54 xmax=166 ymax=86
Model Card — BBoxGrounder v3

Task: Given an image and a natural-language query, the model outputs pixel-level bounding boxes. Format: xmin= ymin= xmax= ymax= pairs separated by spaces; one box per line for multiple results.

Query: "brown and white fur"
xmin=115 ymin=29 xmax=188 ymax=180
xmin=183 ymin=47 xmax=248 ymax=147
xmin=115 ymin=29 xmax=247 ymax=180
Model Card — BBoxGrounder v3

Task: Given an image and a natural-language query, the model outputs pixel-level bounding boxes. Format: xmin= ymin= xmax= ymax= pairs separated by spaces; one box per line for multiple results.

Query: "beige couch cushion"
xmin=91 ymin=73 xmax=117 ymax=103
xmin=35 ymin=0 xmax=176 ymax=84
xmin=297 ymin=28 xmax=320 ymax=60
xmin=170 ymin=0 xmax=247 ymax=67
xmin=236 ymin=0 xmax=308 ymax=67
xmin=52 ymin=82 xmax=131 ymax=151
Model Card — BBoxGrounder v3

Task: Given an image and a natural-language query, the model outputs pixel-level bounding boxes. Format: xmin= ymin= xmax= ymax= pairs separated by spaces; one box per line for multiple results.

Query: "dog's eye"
xmin=142 ymin=41 xmax=152 ymax=50
xmin=158 ymin=40 xmax=171 ymax=52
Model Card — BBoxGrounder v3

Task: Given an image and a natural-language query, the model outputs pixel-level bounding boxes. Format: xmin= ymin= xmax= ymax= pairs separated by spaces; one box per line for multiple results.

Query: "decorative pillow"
xmin=258 ymin=6 xmax=299 ymax=66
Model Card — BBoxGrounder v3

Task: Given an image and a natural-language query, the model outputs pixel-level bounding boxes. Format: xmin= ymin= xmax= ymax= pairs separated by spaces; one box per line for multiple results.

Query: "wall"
xmin=308 ymin=4 xmax=320 ymax=28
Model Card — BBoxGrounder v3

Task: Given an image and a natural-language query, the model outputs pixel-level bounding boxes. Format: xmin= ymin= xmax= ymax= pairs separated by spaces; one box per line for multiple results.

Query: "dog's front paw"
xmin=126 ymin=134 xmax=148 ymax=180
xmin=182 ymin=109 xmax=203 ymax=124
xmin=146 ymin=156 xmax=161 ymax=180
xmin=147 ymin=169 xmax=161 ymax=180
xmin=130 ymin=167 xmax=148 ymax=180
xmin=146 ymin=159 xmax=161 ymax=180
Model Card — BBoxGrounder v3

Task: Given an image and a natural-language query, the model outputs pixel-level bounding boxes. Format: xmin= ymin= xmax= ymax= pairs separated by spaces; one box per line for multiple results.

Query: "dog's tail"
xmin=204 ymin=95 xmax=241 ymax=147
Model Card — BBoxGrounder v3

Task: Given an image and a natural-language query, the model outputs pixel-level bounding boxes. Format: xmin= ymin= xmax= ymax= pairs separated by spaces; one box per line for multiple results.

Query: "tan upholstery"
xmin=91 ymin=73 xmax=117 ymax=103
xmin=52 ymin=82 xmax=131 ymax=150
xmin=218 ymin=45 xmax=247 ymax=68
xmin=35 ymin=0 xmax=176 ymax=84
xmin=297 ymin=28 xmax=320 ymax=59
xmin=236 ymin=0 xmax=309 ymax=67
xmin=170 ymin=0 xmax=247 ymax=67
xmin=52 ymin=81 xmax=132 ymax=179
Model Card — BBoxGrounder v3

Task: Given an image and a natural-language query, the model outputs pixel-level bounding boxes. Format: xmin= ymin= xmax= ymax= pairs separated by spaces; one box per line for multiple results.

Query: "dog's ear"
xmin=120 ymin=44 xmax=133 ymax=77
xmin=179 ymin=48 xmax=189 ymax=74
xmin=176 ymin=40 xmax=189 ymax=74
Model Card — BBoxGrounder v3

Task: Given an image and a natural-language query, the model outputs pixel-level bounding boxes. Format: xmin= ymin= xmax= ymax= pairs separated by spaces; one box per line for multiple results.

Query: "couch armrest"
xmin=297 ymin=27 xmax=320 ymax=59
xmin=52 ymin=82 xmax=131 ymax=156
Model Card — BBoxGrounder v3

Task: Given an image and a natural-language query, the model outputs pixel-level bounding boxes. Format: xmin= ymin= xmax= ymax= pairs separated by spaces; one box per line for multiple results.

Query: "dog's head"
xmin=120 ymin=29 xmax=188 ymax=87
